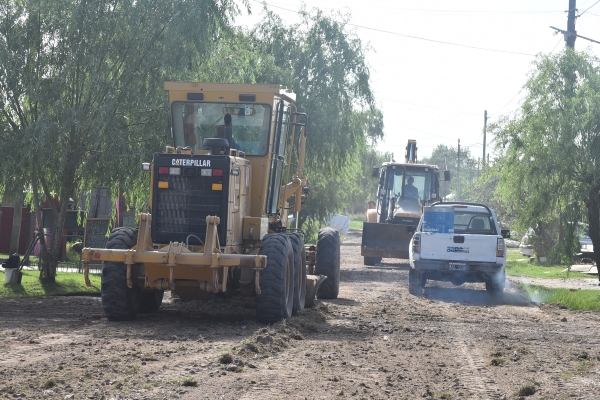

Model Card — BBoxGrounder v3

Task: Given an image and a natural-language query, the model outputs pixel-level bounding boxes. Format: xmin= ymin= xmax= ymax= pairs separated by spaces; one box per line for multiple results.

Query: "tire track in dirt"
xmin=451 ymin=331 xmax=504 ymax=399
xmin=0 ymin=333 xmax=84 ymax=365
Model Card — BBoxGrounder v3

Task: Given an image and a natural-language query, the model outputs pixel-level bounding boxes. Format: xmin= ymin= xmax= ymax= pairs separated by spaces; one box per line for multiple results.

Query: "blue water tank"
xmin=422 ymin=206 xmax=454 ymax=233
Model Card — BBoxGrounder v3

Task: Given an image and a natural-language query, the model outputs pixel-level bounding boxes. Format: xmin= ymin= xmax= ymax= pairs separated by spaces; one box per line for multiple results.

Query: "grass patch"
xmin=0 ymin=270 xmax=100 ymax=297
xmin=40 ymin=377 xmax=57 ymax=389
xmin=516 ymin=382 xmax=536 ymax=396
xmin=489 ymin=357 xmax=504 ymax=366
xmin=181 ymin=377 xmax=197 ymax=387
xmin=505 ymin=250 xmax=590 ymax=279
xmin=522 ymin=284 xmax=600 ymax=311
xmin=349 ymin=213 xmax=366 ymax=231
xmin=560 ymin=359 xmax=596 ymax=379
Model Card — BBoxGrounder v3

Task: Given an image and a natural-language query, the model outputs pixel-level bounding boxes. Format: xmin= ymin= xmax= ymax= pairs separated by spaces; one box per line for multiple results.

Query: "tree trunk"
xmin=586 ymin=191 xmax=600 ymax=284
xmin=39 ymin=197 xmax=72 ymax=283
xmin=9 ymin=193 xmax=24 ymax=255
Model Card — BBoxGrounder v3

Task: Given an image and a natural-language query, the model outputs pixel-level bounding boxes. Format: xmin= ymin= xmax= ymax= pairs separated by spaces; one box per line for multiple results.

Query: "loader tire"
xmin=315 ymin=228 xmax=341 ymax=299
xmin=363 ymin=256 xmax=382 ymax=266
xmin=256 ymin=234 xmax=294 ymax=323
xmin=289 ymin=232 xmax=307 ymax=315
xmin=101 ymin=227 xmax=149 ymax=321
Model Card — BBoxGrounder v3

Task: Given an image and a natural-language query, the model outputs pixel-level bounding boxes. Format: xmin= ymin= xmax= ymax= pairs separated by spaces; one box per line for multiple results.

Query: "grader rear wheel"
xmin=289 ymin=232 xmax=307 ymax=315
xmin=315 ymin=227 xmax=341 ymax=299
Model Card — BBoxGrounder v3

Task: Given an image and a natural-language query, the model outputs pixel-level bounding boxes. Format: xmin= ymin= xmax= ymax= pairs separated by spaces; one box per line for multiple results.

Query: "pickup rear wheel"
xmin=408 ymin=269 xmax=423 ymax=296
xmin=315 ymin=228 xmax=341 ymax=299
xmin=486 ymin=270 xmax=505 ymax=295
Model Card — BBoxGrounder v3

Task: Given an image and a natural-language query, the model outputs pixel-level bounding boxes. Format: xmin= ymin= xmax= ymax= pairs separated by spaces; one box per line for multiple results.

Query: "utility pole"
xmin=457 ymin=139 xmax=461 ymax=201
xmin=566 ymin=0 xmax=577 ymax=48
xmin=482 ymin=110 xmax=488 ymax=167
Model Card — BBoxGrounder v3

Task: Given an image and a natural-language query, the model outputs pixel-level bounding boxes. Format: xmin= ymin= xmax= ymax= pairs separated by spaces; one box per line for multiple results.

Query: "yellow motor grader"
xmin=82 ymin=82 xmax=340 ymax=323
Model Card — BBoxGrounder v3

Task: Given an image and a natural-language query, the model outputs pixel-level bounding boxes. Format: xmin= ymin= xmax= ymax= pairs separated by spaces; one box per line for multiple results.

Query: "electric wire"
xmin=578 ymin=0 xmax=600 ymax=17
xmin=248 ymin=0 xmax=537 ymax=56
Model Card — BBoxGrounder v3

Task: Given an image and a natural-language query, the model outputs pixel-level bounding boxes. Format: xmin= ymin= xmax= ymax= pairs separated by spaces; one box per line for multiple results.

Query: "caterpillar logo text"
xmin=171 ymin=159 xmax=210 ymax=167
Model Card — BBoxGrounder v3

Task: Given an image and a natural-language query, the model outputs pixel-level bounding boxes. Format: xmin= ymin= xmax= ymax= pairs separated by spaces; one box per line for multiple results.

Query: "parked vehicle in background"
xmin=408 ymin=202 xmax=511 ymax=296
xmin=519 ymin=228 xmax=534 ymax=256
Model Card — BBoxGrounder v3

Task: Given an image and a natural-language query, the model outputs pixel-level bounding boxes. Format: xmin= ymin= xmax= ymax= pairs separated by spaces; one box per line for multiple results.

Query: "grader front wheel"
xmin=256 ymin=233 xmax=294 ymax=323
xmin=101 ymin=227 xmax=163 ymax=320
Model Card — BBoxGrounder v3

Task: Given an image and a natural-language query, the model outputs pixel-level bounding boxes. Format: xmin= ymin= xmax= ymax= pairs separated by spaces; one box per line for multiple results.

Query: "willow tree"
xmin=248 ymin=9 xmax=384 ymax=235
xmin=0 ymin=0 xmax=243 ymax=282
xmin=491 ymin=50 xmax=600 ymax=276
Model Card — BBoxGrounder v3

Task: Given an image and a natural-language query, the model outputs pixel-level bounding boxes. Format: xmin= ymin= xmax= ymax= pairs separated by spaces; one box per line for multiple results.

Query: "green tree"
xmin=244 ymin=8 xmax=384 ymax=235
xmin=491 ymin=50 xmax=600 ymax=274
xmin=0 ymin=0 xmax=241 ymax=282
xmin=421 ymin=144 xmax=480 ymax=201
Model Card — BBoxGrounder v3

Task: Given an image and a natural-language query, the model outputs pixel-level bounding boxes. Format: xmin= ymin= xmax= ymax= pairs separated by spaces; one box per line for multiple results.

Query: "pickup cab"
xmin=408 ymin=202 xmax=510 ymax=296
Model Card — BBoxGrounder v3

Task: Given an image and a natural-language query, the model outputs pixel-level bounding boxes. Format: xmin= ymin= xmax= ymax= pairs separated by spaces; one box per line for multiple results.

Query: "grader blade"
xmin=304 ymin=274 xmax=327 ymax=308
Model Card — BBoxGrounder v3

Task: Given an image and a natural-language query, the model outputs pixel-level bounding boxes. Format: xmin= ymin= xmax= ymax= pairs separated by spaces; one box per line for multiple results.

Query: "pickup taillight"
xmin=413 ymin=233 xmax=421 ymax=254
xmin=496 ymin=238 xmax=505 ymax=257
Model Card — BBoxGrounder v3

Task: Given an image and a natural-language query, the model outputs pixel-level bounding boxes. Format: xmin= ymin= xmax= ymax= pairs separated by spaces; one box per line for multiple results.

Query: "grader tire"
xmin=138 ymin=290 xmax=164 ymax=313
xmin=256 ymin=234 xmax=294 ymax=323
xmin=315 ymin=228 xmax=341 ymax=299
xmin=289 ymin=232 xmax=307 ymax=315
xmin=101 ymin=228 xmax=148 ymax=321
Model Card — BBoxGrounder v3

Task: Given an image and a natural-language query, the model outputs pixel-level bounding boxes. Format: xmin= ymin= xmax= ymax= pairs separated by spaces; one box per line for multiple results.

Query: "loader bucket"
xmin=361 ymin=222 xmax=414 ymax=259
xmin=304 ymin=274 xmax=327 ymax=308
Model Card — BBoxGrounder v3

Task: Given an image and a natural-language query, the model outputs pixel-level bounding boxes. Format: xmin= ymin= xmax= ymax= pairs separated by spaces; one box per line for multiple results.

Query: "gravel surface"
xmin=0 ymin=230 xmax=599 ymax=399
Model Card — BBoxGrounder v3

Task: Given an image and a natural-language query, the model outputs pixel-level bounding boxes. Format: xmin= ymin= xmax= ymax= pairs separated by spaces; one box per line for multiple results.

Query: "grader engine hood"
xmin=151 ymin=154 xmax=231 ymax=246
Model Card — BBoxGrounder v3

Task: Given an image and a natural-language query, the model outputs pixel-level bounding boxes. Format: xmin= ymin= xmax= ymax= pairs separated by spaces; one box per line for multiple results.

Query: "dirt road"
xmin=1 ymin=231 xmax=599 ymax=399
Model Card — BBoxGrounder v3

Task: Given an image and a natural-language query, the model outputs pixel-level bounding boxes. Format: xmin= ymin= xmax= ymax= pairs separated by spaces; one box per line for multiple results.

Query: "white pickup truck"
xmin=408 ymin=202 xmax=511 ymax=296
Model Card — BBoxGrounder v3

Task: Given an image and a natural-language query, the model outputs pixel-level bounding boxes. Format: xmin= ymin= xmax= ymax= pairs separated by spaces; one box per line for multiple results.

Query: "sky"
xmin=234 ymin=0 xmax=600 ymax=161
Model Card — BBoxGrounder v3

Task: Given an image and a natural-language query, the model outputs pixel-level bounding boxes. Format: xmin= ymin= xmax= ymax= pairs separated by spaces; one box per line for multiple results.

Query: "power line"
xmin=248 ymin=0 xmax=537 ymax=56
xmin=578 ymin=0 xmax=600 ymax=17
xmin=376 ymin=97 xmax=481 ymax=116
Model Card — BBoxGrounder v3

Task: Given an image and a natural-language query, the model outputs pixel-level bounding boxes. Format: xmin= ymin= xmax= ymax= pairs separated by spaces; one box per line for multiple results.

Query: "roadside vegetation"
xmin=505 ymin=249 xmax=591 ymax=280
xmin=0 ymin=270 xmax=100 ymax=297
xmin=522 ymin=284 xmax=600 ymax=311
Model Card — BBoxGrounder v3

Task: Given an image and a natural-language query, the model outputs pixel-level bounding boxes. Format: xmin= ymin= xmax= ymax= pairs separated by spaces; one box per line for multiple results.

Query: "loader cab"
xmin=376 ymin=163 xmax=441 ymax=224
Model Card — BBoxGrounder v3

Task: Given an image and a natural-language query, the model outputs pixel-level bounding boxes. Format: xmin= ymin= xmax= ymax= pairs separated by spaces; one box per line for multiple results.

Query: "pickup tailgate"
xmin=419 ymin=233 xmax=498 ymax=263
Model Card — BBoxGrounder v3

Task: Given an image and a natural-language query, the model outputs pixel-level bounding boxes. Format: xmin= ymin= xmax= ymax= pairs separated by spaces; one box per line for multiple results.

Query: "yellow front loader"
xmin=82 ymin=82 xmax=340 ymax=323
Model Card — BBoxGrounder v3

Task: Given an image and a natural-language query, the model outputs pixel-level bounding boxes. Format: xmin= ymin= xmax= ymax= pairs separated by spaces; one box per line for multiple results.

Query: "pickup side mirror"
xmin=444 ymin=170 xmax=451 ymax=181
xmin=501 ymin=229 xmax=511 ymax=239
xmin=372 ymin=167 xmax=380 ymax=178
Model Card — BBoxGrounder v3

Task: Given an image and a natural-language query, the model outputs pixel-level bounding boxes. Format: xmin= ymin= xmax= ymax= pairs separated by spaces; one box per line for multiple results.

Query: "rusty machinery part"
xmin=288 ymin=232 xmax=307 ymax=315
xmin=256 ymin=233 xmax=294 ymax=323
xmin=314 ymin=227 xmax=341 ymax=299
xmin=101 ymin=227 xmax=164 ymax=321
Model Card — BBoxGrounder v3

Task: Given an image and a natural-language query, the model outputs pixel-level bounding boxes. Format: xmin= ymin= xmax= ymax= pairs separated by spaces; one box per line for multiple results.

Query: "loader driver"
xmin=183 ymin=112 xmax=197 ymax=149
xmin=404 ymin=176 xmax=419 ymax=199
xmin=217 ymin=113 xmax=241 ymax=150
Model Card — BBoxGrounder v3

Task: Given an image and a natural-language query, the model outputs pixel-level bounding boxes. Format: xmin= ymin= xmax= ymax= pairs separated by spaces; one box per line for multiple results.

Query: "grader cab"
xmin=82 ymin=82 xmax=340 ymax=323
